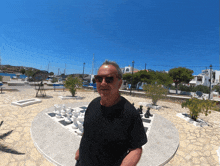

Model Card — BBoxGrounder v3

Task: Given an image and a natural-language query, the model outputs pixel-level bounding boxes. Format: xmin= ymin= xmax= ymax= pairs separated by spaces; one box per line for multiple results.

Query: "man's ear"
xmin=118 ymin=79 xmax=122 ymax=89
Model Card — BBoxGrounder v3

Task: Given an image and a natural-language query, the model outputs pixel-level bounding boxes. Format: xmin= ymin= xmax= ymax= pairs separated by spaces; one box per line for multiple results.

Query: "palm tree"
xmin=0 ymin=121 xmax=25 ymax=155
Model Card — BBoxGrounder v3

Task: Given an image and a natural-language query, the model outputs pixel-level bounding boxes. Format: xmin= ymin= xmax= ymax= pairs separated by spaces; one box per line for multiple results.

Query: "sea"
xmin=0 ymin=73 xmax=27 ymax=79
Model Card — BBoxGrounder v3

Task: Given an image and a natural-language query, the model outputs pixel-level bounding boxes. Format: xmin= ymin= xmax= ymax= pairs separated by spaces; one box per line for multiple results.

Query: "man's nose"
xmin=101 ymin=78 xmax=107 ymax=84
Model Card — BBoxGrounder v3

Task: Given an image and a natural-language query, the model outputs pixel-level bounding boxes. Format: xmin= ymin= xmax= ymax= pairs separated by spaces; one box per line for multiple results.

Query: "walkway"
xmin=0 ymin=88 xmax=219 ymax=165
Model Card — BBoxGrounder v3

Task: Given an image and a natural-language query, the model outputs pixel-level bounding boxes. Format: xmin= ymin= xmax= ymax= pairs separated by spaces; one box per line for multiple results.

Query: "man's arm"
xmin=75 ymin=132 xmax=83 ymax=160
xmin=75 ymin=149 xmax=79 ymax=160
xmin=120 ymin=147 xmax=143 ymax=166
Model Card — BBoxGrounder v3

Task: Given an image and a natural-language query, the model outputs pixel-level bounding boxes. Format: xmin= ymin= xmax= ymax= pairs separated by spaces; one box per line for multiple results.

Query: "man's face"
xmin=96 ymin=65 xmax=122 ymax=98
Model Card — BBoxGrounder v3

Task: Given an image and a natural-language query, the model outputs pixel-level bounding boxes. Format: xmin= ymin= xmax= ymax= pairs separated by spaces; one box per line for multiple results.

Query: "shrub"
xmin=0 ymin=76 xmax=2 ymax=82
xmin=64 ymin=76 xmax=82 ymax=96
xmin=181 ymin=98 xmax=216 ymax=121
xmin=192 ymin=85 xmax=210 ymax=93
xmin=179 ymin=84 xmax=193 ymax=92
xmin=213 ymin=85 xmax=220 ymax=93
xmin=51 ymin=77 xmax=58 ymax=83
xmin=143 ymin=84 xmax=168 ymax=105
xmin=167 ymin=84 xmax=176 ymax=90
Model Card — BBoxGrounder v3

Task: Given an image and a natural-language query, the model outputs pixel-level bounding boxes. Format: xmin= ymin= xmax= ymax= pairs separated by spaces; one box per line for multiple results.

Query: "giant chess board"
xmin=46 ymin=104 xmax=154 ymax=139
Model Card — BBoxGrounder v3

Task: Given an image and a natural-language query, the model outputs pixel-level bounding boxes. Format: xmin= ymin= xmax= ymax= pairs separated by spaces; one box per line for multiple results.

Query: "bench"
xmin=53 ymin=84 xmax=65 ymax=91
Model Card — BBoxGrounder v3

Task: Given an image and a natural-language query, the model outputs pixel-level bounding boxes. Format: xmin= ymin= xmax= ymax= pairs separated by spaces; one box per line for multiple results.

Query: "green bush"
xmin=64 ymin=76 xmax=82 ymax=96
xmin=181 ymin=98 xmax=216 ymax=121
xmin=213 ymin=85 xmax=220 ymax=93
xmin=20 ymin=69 xmax=26 ymax=74
xmin=179 ymin=84 xmax=193 ymax=92
xmin=143 ymin=84 xmax=168 ymax=105
xmin=177 ymin=84 xmax=210 ymax=93
xmin=192 ymin=85 xmax=210 ymax=93
xmin=167 ymin=84 xmax=176 ymax=90
xmin=51 ymin=77 xmax=58 ymax=83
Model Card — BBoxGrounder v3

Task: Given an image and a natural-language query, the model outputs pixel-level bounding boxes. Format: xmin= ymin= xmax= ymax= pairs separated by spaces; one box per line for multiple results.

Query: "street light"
xmin=209 ymin=64 xmax=212 ymax=99
xmin=130 ymin=61 xmax=135 ymax=96
xmin=83 ymin=62 xmax=85 ymax=81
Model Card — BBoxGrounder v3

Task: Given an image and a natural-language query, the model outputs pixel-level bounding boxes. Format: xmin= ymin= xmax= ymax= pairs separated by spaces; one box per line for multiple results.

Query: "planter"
xmin=176 ymin=113 xmax=209 ymax=127
xmin=146 ymin=104 xmax=162 ymax=110
xmin=59 ymin=96 xmax=83 ymax=100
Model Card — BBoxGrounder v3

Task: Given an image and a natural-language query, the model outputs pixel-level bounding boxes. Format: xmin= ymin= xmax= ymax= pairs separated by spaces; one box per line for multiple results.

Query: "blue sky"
xmin=0 ymin=0 xmax=219 ymax=75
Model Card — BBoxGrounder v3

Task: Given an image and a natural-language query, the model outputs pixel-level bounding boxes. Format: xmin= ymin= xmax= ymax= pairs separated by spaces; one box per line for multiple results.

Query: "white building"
xmin=120 ymin=65 xmax=139 ymax=74
xmin=120 ymin=65 xmax=140 ymax=90
xmin=189 ymin=69 xmax=220 ymax=89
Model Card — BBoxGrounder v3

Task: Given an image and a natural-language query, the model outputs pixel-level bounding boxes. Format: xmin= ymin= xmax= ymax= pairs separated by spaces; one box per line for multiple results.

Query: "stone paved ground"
xmin=0 ymin=88 xmax=219 ymax=166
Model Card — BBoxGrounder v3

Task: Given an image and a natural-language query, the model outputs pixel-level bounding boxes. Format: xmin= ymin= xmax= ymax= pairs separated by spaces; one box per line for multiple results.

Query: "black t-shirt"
xmin=78 ymin=96 xmax=147 ymax=166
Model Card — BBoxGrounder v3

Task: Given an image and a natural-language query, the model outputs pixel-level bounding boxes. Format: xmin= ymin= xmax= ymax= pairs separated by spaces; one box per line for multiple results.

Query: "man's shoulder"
xmin=120 ymin=96 xmax=139 ymax=116
xmin=87 ymin=96 xmax=101 ymax=108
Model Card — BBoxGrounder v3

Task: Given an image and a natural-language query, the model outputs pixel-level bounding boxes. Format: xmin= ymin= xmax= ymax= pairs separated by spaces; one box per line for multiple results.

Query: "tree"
xmin=122 ymin=70 xmax=173 ymax=90
xmin=136 ymin=70 xmax=156 ymax=84
xmin=51 ymin=77 xmax=58 ymax=83
xmin=168 ymin=67 xmax=194 ymax=94
xmin=49 ymin=72 xmax=54 ymax=76
xmin=20 ymin=69 xmax=25 ymax=74
xmin=122 ymin=73 xmax=140 ymax=88
xmin=143 ymin=83 xmax=168 ymax=105
xmin=213 ymin=84 xmax=220 ymax=93
xmin=64 ymin=76 xmax=82 ymax=96
xmin=25 ymin=69 xmax=35 ymax=78
xmin=154 ymin=71 xmax=173 ymax=86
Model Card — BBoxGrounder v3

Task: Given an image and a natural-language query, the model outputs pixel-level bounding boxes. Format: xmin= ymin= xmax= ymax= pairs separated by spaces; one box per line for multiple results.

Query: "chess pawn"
xmin=56 ymin=106 xmax=62 ymax=118
xmin=77 ymin=113 xmax=84 ymax=123
xmin=66 ymin=108 xmax=72 ymax=117
xmin=54 ymin=105 xmax=58 ymax=113
xmin=65 ymin=110 xmax=72 ymax=123
xmin=77 ymin=121 xmax=84 ymax=135
xmin=72 ymin=117 xmax=78 ymax=129
xmin=71 ymin=111 xmax=79 ymax=123
xmin=61 ymin=105 xmax=66 ymax=116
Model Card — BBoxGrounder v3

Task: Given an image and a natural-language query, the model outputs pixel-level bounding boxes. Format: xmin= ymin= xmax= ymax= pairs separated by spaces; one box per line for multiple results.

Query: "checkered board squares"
xmin=46 ymin=105 xmax=154 ymax=139
xmin=46 ymin=105 xmax=88 ymax=137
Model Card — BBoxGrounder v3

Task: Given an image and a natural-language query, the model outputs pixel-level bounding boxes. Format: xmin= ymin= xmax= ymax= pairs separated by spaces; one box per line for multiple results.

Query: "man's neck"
xmin=100 ymin=94 xmax=121 ymax=107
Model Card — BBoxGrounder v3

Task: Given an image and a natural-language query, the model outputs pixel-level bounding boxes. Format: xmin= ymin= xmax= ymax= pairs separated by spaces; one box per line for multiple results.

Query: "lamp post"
xmin=130 ymin=61 xmax=135 ymax=96
xmin=83 ymin=62 xmax=85 ymax=81
xmin=209 ymin=64 xmax=212 ymax=99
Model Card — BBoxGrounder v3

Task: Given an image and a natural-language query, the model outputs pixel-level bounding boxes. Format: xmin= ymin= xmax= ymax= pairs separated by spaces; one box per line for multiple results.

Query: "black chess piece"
xmin=137 ymin=108 xmax=141 ymax=114
xmin=144 ymin=107 xmax=153 ymax=118
xmin=137 ymin=105 xmax=143 ymax=114
xmin=132 ymin=103 xmax=134 ymax=106
xmin=140 ymin=105 xmax=143 ymax=113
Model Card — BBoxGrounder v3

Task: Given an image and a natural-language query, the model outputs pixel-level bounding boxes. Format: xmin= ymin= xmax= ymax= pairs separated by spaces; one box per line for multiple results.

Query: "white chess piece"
xmin=65 ymin=109 xmax=72 ymax=123
xmin=71 ymin=111 xmax=80 ymax=129
xmin=54 ymin=105 xmax=58 ymax=113
xmin=77 ymin=121 xmax=84 ymax=135
xmin=61 ymin=104 xmax=66 ymax=116
xmin=77 ymin=113 xmax=84 ymax=123
xmin=56 ymin=106 xmax=62 ymax=118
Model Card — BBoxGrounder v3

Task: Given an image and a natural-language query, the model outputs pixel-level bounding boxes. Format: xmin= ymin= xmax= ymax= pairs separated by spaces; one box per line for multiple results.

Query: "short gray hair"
xmin=98 ymin=60 xmax=123 ymax=79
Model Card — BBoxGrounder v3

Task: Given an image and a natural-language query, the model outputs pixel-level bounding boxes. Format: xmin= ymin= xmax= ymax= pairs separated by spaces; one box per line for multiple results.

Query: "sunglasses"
xmin=94 ymin=75 xmax=120 ymax=83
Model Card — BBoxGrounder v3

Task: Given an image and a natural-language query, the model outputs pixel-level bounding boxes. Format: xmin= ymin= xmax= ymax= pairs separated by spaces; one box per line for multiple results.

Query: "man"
xmin=75 ymin=60 xmax=147 ymax=166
